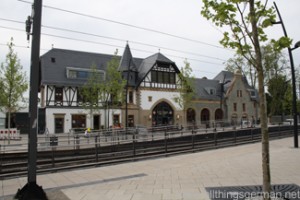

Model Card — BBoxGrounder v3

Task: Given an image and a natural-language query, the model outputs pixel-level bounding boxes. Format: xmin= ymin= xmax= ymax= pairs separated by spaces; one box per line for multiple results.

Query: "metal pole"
xmin=28 ymin=0 xmax=43 ymax=183
xmin=274 ymin=2 xmax=298 ymax=148
xmin=15 ymin=0 xmax=47 ymax=199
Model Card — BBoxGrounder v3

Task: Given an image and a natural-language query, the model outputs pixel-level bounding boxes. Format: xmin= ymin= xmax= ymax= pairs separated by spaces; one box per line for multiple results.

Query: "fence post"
xmin=165 ymin=130 xmax=168 ymax=154
xmin=95 ymin=136 xmax=99 ymax=163
xmin=192 ymin=128 xmax=195 ymax=151
xmin=51 ymin=147 xmax=55 ymax=168
xmin=234 ymin=129 xmax=237 ymax=144
xmin=214 ymin=132 xmax=217 ymax=147
xmin=133 ymin=129 xmax=136 ymax=157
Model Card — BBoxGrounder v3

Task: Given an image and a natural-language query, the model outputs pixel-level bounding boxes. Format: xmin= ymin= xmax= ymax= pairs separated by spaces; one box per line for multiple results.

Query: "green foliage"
xmin=80 ymin=50 xmax=126 ymax=111
xmin=104 ymin=51 xmax=126 ymax=106
xmin=80 ymin=64 xmax=103 ymax=112
xmin=268 ymin=75 xmax=291 ymax=116
xmin=0 ymin=38 xmax=28 ymax=113
xmin=174 ymin=59 xmax=195 ymax=110
xmin=201 ymin=0 xmax=289 ymax=60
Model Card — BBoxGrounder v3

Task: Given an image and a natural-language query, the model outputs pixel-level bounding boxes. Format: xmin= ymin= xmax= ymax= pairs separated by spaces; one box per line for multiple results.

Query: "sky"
xmin=1 ymin=0 xmax=300 ymax=82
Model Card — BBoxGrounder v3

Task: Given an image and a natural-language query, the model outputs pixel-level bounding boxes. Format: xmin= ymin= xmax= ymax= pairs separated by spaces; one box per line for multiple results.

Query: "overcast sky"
xmin=1 ymin=0 xmax=300 ymax=81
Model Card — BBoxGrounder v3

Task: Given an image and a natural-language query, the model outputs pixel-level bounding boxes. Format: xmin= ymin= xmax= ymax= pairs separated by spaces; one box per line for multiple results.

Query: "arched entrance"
xmin=186 ymin=108 xmax=196 ymax=124
xmin=152 ymin=102 xmax=174 ymax=126
xmin=201 ymin=108 xmax=210 ymax=124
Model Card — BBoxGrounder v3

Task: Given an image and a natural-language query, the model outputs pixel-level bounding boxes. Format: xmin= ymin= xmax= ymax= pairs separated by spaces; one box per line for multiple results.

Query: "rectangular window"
xmin=129 ymin=91 xmax=133 ymax=103
xmin=72 ymin=115 xmax=86 ymax=128
xmin=243 ymin=103 xmax=246 ymax=112
xmin=128 ymin=115 xmax=134 ymax=127
xmin=151 ymin=71 xmax=157 ymax=82
xmin=148 ymin=96 xmax=152 ymax=102
xmin=237 ymin=90 xmax=243 ymax=97
xmin=158 ymin=71 xmax=163 ymax=83
xmin=233 ymin=103 xmax=237 ymax=112
xmin=113 ymin=115 xmax=120 ymax=126
xmin=55 ymin=87 xmax=63 ymax=102
xmin=170 ymin=73 xmax=175 ymax=84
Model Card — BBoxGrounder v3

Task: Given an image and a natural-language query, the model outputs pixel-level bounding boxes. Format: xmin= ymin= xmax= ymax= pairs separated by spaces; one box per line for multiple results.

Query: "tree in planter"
xmin=0 ymin=38 xmax=28 ymax=144
xmin=174 ymin=59 xmax=195 ymax=127
xmin=201 ymin=1 xmax=291 ymax=199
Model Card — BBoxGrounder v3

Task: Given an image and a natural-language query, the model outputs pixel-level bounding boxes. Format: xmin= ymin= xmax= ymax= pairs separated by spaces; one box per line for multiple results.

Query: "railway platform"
xmin=1 ymin=136 xmax=300 ymax=200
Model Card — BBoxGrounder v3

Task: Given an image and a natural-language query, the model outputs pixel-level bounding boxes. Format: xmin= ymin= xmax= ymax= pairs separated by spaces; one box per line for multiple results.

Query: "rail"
xmin=0 ymin=124 xmax=294 ymax=179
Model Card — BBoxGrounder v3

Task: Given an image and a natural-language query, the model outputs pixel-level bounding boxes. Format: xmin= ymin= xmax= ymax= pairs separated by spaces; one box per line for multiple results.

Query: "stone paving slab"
xmin=0 ymin=137 xmax=299 ymax=200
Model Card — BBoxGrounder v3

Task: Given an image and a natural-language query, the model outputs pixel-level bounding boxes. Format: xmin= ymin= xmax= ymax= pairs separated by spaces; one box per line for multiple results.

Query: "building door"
xmin=93 ymin=115 xmax=100 ymax=130
xmin=152 ymin=101 xmax=174 ymax=126
xmin=54 ymin=117 xmax=64 ymax=133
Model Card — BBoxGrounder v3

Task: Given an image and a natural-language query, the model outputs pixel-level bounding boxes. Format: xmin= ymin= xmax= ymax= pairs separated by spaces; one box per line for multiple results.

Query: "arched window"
xmin=187 ymin=108 xmax=196 ymax=124
xmin=152 ymin=102 xmax=174 ymax=126
xmin=201 ymin=108 xmax=210 ymax=124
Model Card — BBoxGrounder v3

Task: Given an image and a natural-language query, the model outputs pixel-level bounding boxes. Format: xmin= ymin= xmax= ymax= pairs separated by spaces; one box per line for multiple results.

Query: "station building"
xmin=39 ymin=44 xmax=259 ymax=133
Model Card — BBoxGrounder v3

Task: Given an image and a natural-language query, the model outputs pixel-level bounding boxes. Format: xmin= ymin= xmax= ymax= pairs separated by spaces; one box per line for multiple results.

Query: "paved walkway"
xmin=1 ymin=137 xmax=300 ymax=200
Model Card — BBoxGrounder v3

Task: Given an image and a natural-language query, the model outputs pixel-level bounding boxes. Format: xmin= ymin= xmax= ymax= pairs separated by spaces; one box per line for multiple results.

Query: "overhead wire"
xmin=0 ymin=17 xmax=227 ymax=62
xmin=17 ymin=0 xmax=231 ymax=51
xmin=0 ymin=20 xmax=227 ymax=67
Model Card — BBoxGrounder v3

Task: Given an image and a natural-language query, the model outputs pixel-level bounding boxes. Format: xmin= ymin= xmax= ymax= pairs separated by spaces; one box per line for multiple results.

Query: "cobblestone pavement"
xmin=1 ymin=137 xmax=299 ymax=200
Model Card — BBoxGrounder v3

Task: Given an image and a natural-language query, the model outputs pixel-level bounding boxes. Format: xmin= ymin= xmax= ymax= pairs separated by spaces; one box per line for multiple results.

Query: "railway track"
xmin=0 ymin=126 xmax=293 ymax=179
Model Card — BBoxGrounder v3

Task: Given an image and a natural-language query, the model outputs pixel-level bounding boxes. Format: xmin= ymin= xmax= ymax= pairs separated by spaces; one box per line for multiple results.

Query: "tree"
xmin=174 ymin=59 xmax=195 ymax=126
xmin=80 ymin=64 xmax=103 ymax=129
xmin=226 ymin=43 xmax=290 ymax=88
xmin=268 ymin=75 xmax=290 ymax=117
xmin=201 ymin=1 xmax=290 ymax=199
xmin=81 ymin=50 xmax=126 ymax=129
xmin=0 ymin=38 xmax=28 ymax=144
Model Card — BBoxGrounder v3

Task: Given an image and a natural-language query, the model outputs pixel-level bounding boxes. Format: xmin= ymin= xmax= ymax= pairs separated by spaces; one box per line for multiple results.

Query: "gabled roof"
xmin=136 ymin=52 xmax=178 ymax=86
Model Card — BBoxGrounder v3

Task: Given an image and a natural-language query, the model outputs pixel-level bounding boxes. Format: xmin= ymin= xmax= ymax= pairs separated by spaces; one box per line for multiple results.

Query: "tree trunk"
xmin=249 ymin=1 xmax=271 ymax=199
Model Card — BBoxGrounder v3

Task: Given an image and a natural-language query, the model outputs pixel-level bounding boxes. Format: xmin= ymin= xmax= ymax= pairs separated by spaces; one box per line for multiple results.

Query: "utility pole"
xmin=15 ymin=0 xmax=47 ymax=199
xmin=274 ymin=2 xmax=299 ymax=148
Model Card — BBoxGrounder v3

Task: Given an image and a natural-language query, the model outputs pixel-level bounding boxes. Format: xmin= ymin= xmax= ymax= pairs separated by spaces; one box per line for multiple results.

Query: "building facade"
xmin=39 ymin=45 xmax=184 ymax=133
xmin=186 ymin=70 xmax=259 ymax=128
xmin=39 ymin=45 xmax=259 ymax=133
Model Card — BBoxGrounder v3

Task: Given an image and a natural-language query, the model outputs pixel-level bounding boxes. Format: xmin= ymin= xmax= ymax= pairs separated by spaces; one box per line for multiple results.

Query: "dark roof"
xmin=118 ymin=44 xmax=139 ymax=72
xmin=40 ymin=48 xmax=116 ymax=87
xmin=40 ymin=46 xmax=178 ymax=88
xmin=194 ymin=78 xmax=221 ymax=100
xmin=137 ymin=53 xmax=178 ymax=86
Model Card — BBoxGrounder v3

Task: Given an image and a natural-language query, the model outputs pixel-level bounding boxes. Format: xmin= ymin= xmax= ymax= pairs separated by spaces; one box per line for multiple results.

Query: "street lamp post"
xmin=274 ymin=2 xmax=299 ymax=148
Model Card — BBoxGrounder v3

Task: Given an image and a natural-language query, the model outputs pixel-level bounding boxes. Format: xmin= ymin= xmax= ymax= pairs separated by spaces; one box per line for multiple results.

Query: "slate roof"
xmin=40 ymin=48 xmax=116 ymax=87
xmin=118 ymin=44 xmax=139 ymax=72
xmin=193 ymin=78 xmax=221 ymax=100
xmin=40 ymin=46 xmax=177 ymax=88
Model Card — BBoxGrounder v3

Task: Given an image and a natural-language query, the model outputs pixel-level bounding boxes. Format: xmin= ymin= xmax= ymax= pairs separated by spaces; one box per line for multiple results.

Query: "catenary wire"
xmin=0 ymin=17 xmax=227 ymax=62
xmin=17 ymin=0 xmax=231 ymax=51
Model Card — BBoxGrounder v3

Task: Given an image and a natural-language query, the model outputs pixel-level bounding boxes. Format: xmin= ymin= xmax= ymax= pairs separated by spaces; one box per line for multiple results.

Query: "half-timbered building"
xmin=39 ymin=45 xmax=183 ymax=133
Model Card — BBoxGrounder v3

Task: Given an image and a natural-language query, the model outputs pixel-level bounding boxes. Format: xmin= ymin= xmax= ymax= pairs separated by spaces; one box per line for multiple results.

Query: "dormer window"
xmin=205 ymin=88 xmax=215 ymax=95
xmin=66 ymin=67 xmax=105 ymax=80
